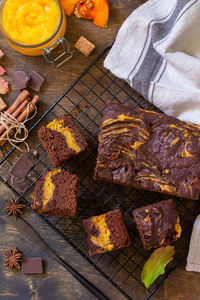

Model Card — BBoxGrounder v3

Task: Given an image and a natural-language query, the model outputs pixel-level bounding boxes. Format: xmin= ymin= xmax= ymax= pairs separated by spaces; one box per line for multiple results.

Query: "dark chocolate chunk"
xmin=9 ymin=154 xmax=33 ymax=180
xmin=22 ymin=258 xmax=43 ymax=274
xmin=13 ymin=71 xmax=30 ymax=90
xmin=11 ymin=176 xmax=29 ymax=193
xmin=29 ymin=71 xmax=45 ymax=92
xmin=94 ymin=102 xmax=200 ymax=200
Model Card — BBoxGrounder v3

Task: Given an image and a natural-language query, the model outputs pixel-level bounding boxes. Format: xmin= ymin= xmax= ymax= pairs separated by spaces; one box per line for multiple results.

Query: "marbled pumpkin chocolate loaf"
xmin=38 ymin=115 xmax=87 ymax=166
xmin=32 ymin=169 xmax=79 ymax=217
xmin=83 ymin=209 xmax=131 ymax=256
xmin=94 ymin=102 xmax=200 ymax=200
xmin=133 ymin=199 xmax=181 ymax=251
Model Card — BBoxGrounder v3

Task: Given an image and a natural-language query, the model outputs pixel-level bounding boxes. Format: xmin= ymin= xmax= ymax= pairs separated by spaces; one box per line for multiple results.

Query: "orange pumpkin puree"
xmin=2 ymin=0 xmax=60 ymax=45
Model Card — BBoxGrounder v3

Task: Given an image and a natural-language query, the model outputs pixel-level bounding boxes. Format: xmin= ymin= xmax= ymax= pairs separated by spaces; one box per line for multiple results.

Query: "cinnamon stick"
xmin=0 ymin=95 xmax=39 ymax=147
xmin=0 ymin=99 xmax=29 ymax=136
xmin=5 ymin=90 xmax=29 ymax=114
xmin=20 ymin=96 xmax=32 ymax=114
xmin=27 ymin=96 xmax=32 ymax=102
xmin=13 ymin=100 xmax=29 ymax=118
xmin=0 ymin=90 xmax=29 ymax=134
xmin=17 ymin=95 xmax=39 ymax=123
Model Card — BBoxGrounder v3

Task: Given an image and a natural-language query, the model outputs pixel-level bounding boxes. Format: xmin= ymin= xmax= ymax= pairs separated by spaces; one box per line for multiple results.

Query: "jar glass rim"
xmin=0 ymin=0 xmax=63 ymax=49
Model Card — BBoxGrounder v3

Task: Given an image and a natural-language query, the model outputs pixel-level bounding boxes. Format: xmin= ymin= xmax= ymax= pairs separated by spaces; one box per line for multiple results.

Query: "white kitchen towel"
xmin=104 ymin=0 xmax=200 ymax=125
xmin=186 ymin=215 xmax=200 ymax=273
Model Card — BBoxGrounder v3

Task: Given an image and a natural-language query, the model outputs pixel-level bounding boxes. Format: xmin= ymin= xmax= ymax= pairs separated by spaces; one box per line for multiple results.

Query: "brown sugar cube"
xmin=75 ymin=36 xmax=95 ymax=56
xmin=0 ymin=49 xmax=5 ymax=60
xmin=0 ymin=97 xmax=7 ymax=111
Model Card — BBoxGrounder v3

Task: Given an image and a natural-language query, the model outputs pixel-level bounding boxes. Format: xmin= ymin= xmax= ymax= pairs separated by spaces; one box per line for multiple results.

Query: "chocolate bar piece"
xmin=133 ymin=199 xmax=181 ymax=251
xmin=9 ymin=155 xmax=33 ymax=180
xmin=11 ymin=176 xmax=29 ymax=193
xmin=13 ymin=71 xmax=30 ymax=90
xmin=29 ymin=71 xmax=45 ymax=92
xmin=22 ymin=258 xmax=43 ymax=274
xmin=94 ymin=102 xmax=200 ymax=200
xmin=83 ymin=209 xmax=131 ymax=256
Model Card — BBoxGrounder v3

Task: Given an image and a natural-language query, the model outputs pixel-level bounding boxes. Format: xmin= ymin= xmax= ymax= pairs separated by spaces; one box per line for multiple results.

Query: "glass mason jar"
xmin=0 ymin=0 xmax=72 ymax=67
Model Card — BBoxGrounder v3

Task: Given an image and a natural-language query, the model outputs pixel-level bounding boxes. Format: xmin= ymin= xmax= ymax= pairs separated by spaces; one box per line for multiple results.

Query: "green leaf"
xmin=141 ymin=245 xmax=175 ymax=288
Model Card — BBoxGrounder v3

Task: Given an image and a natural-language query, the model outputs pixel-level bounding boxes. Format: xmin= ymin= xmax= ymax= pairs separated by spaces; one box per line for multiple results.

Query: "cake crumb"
xmin=0 ymin=97 xmax=7 ymax=112
xmin=33 ymin=150 xmax=39 ymax=157
xmin=75 ymin=36 xmax=95 ymax=56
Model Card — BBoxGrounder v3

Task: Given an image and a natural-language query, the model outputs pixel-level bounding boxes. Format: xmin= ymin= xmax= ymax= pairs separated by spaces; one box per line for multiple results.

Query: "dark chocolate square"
xmin=22 ymin=258 xmax=43 ymax=274
xmin=11 ymin=176 xmax=29 ymax=193
xmin=13 ymin=71 xmax=30 ymax=90
xmin=29 ymin=71 xmax=45 ymax=92
xmin=9 ymin=154 xmax=33 ymax=180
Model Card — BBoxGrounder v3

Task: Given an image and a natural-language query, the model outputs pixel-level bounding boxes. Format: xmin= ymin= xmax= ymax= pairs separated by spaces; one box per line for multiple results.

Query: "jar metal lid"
xmin=43 ymin=36 xmax=73 ymax=69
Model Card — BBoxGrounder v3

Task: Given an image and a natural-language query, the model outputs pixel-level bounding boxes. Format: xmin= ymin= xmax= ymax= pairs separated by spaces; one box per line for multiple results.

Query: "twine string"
xmin=0 ymin=102 xmax=37 ymax=152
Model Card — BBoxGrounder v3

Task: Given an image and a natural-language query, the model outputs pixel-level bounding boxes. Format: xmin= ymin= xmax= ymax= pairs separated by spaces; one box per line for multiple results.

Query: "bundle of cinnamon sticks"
xmin=0 ymin=90 xmax=39 ymax=147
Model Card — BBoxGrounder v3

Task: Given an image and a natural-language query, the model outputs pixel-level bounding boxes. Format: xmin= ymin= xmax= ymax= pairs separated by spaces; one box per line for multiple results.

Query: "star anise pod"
xmin=3 ymin=198 xmax=26 ymax=218
xmin=3 ymin=247 xmax=22 ymax=270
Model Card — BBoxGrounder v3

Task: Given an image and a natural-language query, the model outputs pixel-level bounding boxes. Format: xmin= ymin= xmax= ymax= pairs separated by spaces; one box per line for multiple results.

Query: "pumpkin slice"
xmin=61 ymin=0 xmax=109 ymax=28
xmin=60 ymin=0 xmax=77 ymax=16
xmin=92 ymin=0 xmax=109 ymax=28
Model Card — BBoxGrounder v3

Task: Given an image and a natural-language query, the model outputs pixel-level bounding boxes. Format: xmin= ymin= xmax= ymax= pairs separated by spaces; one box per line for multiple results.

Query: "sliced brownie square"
xmin=83 ymin=209 xmax=131 ymax=255
xmin=38 ymin=115 xmax=87 ymax=166
xmin=32 ymin=169 xmax=78 ymax=217
xmin=133 ymin=199 xmax=181 ymax=251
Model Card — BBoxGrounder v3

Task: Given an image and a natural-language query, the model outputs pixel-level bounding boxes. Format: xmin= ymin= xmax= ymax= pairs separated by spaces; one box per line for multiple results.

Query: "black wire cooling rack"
xmin=0 ymin=46 xmax=199 ymax=299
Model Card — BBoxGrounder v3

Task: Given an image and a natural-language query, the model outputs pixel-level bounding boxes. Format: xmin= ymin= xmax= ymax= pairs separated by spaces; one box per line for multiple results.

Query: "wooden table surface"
xmin=0 ymin=1 xmax=200 ymax=299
